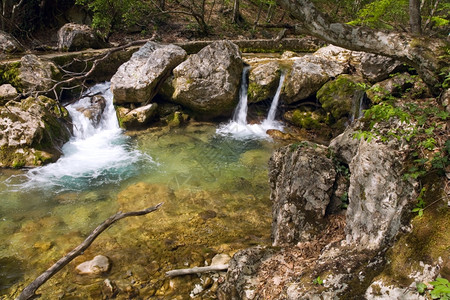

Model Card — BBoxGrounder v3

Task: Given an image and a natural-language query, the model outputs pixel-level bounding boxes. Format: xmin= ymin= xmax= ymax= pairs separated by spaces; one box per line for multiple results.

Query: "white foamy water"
xmin=217 ymin=68 xmax=285 ymax=139
xmin=9 ymin=82 xmax=152 ymax=192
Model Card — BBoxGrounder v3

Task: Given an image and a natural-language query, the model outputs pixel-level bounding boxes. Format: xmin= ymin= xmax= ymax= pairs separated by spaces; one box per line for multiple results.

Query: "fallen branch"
xmin=17 ymin=202 xmax=163 ymax=300
xmin=166 ymin=264 xmax=229 ymax=277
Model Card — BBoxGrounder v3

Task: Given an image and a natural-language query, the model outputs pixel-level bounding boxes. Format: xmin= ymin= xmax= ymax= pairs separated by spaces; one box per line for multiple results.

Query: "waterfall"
xmin=217 ymin=68 xmax=284 ymax=139
xmin=233 ymin=66 xmax=250 ymax=125
xmin=14 ymin=82 xmax=152 ymax=193
xmin=350 ymin=90 xmax=369 ymax=123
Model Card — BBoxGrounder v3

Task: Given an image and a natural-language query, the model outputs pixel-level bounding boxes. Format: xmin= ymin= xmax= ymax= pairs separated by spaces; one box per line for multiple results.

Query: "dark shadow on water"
xmin=0 ymin=257 xmax=25 ymax=295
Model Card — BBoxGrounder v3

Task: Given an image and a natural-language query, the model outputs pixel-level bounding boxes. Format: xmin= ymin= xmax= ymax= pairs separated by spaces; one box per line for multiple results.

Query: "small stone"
xmin=211 ymin=254 xmax=231 ymax=266
xmin=76 ymin=255 xmax=110 ymax=275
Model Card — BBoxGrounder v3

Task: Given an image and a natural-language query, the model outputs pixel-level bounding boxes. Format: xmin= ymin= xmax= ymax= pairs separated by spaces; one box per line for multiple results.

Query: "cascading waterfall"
xmin=9 ymin=82 xmax=152 ymax=193
xmin=217 ymin=68 xmax=285 ymax=139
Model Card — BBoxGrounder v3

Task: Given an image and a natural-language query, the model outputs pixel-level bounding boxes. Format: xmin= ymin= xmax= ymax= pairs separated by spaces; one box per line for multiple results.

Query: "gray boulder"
xmin=0 ymin=30 xmax=22 ymax=53
xmin=358 ymin=52 xmax=403 ymax=83
xmin=18 ymin=54 xmax=62 ymax=94
xmin=111 ymin=42 xmax=186 ymax=105
xmin=247 ymin=61 xmax=281 ymax=103
xmin=57 ymin=23 xmax=107 ymax=51
xmin=0 ymin=96 xmax=72 ymax=168
xmin=0 ymin=84 xmax=18 ymax=104
xmin=283 ymin=45 xmax=350 ymax=104
xmin=268 ymin=142 xmax=337 ymax=246
xmin=171 ymin=40 xmax=243 ymax=117
xmin=366 ymin=72 xmax=415 ymax=103
xmin=116 ymin=103 xmax=158 ymax=129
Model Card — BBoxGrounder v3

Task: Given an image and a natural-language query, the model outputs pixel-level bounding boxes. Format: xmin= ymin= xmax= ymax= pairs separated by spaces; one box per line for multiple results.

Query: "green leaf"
xmin=416 ymin=282 xmax=427 ymax=294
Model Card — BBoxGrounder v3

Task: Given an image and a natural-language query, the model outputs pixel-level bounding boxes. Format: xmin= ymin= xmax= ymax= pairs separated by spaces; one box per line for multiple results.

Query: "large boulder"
xmin=0 ymin=30 xmax=23 ymax=53
xmin=0 ymin=96 xmax=72 ymax=168
xmin=282 ymin=45 xmax=350 ymax=104
xmin=18 ymin=55 xmax=62 ymax=94
xmin=76 ymin=95 xmax=106 ymax=126
xmin=268 ymin=142 xmax=337 ymax=246
xmin=111 ymin=42 xmax=186 ymax=105
xmin=171 ymin=40 xmax=243 ymax=117
xmin=247 ymin=61 xmax=281 ymax=103
xmin=57 ymin=23 xmax=107 ymax=51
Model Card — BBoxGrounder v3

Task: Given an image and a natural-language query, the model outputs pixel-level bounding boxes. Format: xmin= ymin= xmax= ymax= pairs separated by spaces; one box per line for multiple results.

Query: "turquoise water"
xmin=0 ymin=121 xmax=275 ymax=299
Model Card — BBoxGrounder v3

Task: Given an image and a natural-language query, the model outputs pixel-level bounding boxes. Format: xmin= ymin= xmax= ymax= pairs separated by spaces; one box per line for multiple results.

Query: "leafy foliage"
xmin=313 ymin=276 xmax=324 ymax=285
xmin=347 ymin=0 xmax=409 ymax=30
xmin=430 ymin=277 xmax=450 ymax=299
xmin=411 ymin=187 xmax=426 ymax=217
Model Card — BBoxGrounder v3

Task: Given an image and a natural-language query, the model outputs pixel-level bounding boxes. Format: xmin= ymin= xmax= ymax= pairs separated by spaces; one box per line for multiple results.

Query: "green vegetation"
xmin=430 ymin=277 xmax=450 ymax=299
xmin=353 ymin=99 xmax=449 ymax=179
xmin=411 ymin=187 xmax=427 ymax=217
xmin=313 ymin=276 xmax=324 ymax=285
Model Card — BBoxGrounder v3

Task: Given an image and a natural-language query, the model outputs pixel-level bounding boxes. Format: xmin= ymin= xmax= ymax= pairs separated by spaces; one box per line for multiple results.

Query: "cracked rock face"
xmin=268 ymin=142 xmax=337 ymax=246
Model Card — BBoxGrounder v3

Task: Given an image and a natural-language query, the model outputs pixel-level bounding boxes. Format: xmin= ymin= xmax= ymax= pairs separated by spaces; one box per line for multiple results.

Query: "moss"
xmin=0 ymin=62 xmax=22 ymax=91
xmin=317 ymin=75 xmax=366 ymax=120
xmin=285 ymin=109 xmax=325 ymax=130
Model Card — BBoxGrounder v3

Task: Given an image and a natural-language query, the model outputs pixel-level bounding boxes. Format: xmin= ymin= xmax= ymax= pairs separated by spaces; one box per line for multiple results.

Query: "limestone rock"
xmin=345 ymin=137 xmax=418 ymax=250
xmin=116 ymin=103 xmax=158 ymax=129
xmin=111 ymin=42 xmax=187 ymax=105
xmin=247 ymin=61 xmax=281 ymax=103
xmin=0 ymin=30 xmax=23 ymax=53
xmin=18 ymin=55 xmax=61 ymax=94
xmin=328 ymin=124 xmax=361 ymax=164
xmin=366 ymin=73 xmax=415 ymax=103
xmin=76 ymin=255 xmax=110 ymax=275
xmin=282 ymin=46 xmax=350 ymax=104
xmin=57 ymin=23 xmax=107 ymax=51
xmin=171 ymin=40 xmax=243 ymax=117
xmin=0 ymin=84 xmax=18 ymax=104
xmin=0 ymin=96 xmax=72 ymax=168
xmin=268 ymin=142 xmax=336 ymax=246
xmin=357 ymin=52 xmax=403 ymax=83
xmin=211 ymin=253 xmax=231 ymax=266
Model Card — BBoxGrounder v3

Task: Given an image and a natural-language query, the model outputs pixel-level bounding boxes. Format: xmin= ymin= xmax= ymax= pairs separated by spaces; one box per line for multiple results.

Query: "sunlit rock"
xmin=18 ymin=55 xmax=62 ymax=94
xmin=171 ymin=40 xmax=243 ymax=118
xmin=116 ymin=103 xmax=158 ymax=129
xmin=76 ymin=255 xmax=110 ymax=275
xmin=0 ymin=84 xmax=17 ymax=104
xmin=247 ymin=61 xmax=281 ymax=103
xmin=76 ymin=95 xmax=106 ymax=126
xmin=0 ymin=95 xmax=71 ymax=167
xmin=111 ymin=42 xmax=187 ymax=105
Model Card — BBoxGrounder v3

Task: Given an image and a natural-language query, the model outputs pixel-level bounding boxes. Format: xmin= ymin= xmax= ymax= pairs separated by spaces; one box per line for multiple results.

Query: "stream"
xmin=0 ymin=80 xmax=282 ymax=298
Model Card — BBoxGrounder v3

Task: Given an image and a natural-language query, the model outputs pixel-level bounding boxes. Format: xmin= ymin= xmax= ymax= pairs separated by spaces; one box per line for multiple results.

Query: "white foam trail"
xmin=217 ymin=69 xmax=285 ymax=139
xmin=11 ymin=82 xmax=152 ymax=192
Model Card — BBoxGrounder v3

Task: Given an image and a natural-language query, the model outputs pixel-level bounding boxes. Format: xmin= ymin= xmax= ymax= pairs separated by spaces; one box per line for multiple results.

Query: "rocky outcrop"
xmin=0 ymin=96 xmax=72 ymax=168
xmin=0 ymin=30 xmax=23 ymax=53
xmin=247 ymin=61 xmax=280 ymax=103
xmin=111 ymin=42 xmax=186 ymax=105
xmin=0 ymin=84 xmax=18 ymax=104
xmin=18 ymin=55 xmax=62 ymax=94
xmin=268 ymin=142 xmax=337 ymax=246
xmin=116 ymin=103 xmax=158 ymax=129
xmin=171 ymin=40 xmax=243 ymax=117
xmin=282 ymin=45 xmax=350 ymax=104
xmin=57 ymin=23 xmax=107 ymax=51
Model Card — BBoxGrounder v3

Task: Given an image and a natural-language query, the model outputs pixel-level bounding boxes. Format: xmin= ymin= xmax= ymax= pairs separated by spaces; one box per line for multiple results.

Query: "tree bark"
xmin=232 ymin=0 xmax=240 ymax=24
xmin=409 ymin=0 xmax=422 ymax=34
xmin=277 ymin=0 xmax=448 ymax=94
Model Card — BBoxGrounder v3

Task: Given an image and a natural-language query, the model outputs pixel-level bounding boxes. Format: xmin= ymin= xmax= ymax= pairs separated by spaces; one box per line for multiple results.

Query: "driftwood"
xmin=166 ymin=264 xmax=229 ymax=277
xmin=17 ymin=203 xmax=163 ymax=300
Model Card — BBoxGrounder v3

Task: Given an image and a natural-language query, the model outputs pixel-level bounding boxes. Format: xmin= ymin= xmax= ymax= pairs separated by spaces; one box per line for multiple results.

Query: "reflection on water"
xmin=0 ymin=122 xmax=274 ymax=298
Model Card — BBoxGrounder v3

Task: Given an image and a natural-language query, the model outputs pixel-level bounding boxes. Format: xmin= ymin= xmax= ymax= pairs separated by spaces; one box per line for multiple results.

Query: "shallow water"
xmin=0 ymin=120 xmax=274 ymax=298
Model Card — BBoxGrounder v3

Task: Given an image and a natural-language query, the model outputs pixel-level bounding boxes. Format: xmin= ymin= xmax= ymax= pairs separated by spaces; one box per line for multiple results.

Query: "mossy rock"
xmin=317 ymin=74 xmax=366 ymax=121
xmin=0 ymin=61 xmax=22 ymax=91
xmin=284 ymin=108 xmax=327 ymax=130
xmin=247 ymin=61 xmax=281 ymax=103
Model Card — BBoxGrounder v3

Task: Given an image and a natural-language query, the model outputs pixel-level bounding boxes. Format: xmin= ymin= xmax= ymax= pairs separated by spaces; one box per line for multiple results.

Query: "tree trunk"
xmin=277 ymin=0 xmax=448 ymax=94
xmin=232 ymin=0 xmax=239 ymax=24
xmin=409 ymin=0 xmax=422 ymax=34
